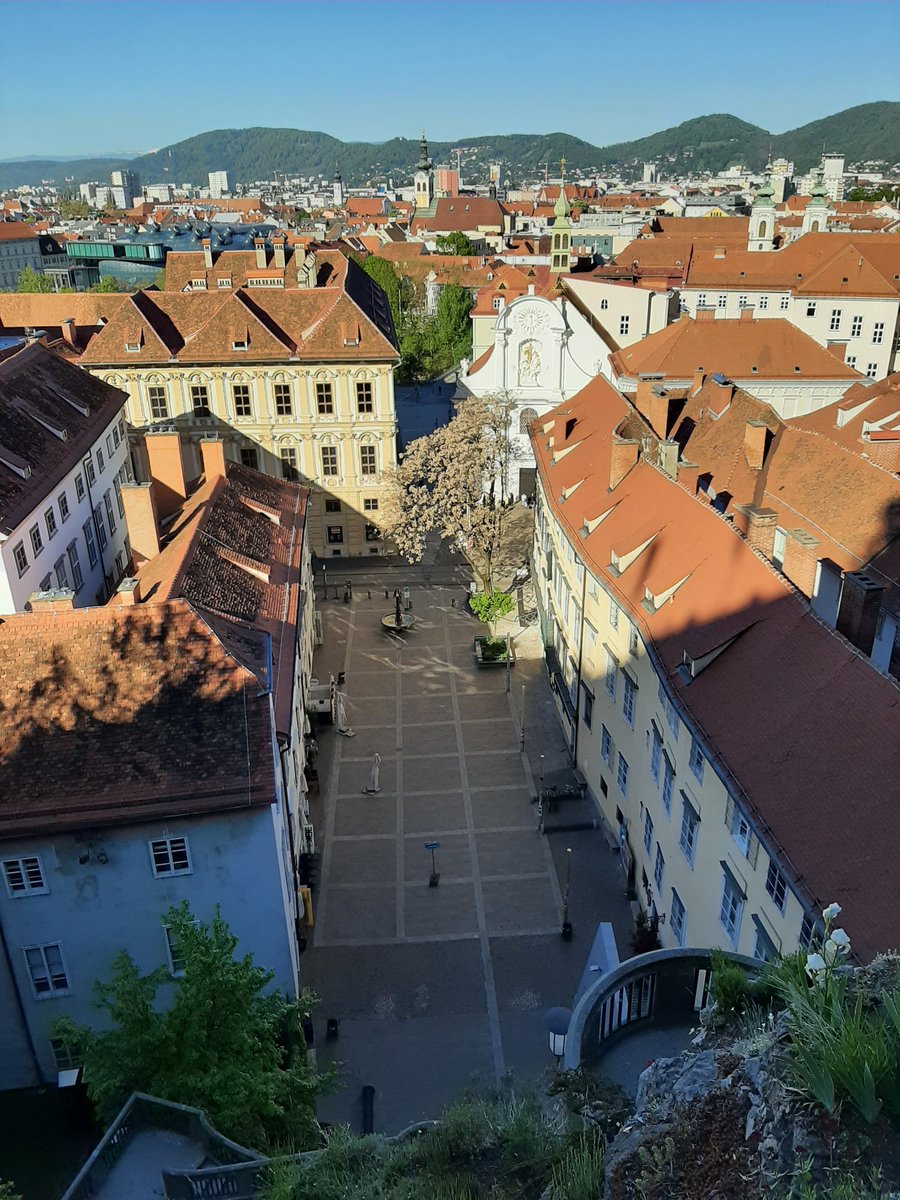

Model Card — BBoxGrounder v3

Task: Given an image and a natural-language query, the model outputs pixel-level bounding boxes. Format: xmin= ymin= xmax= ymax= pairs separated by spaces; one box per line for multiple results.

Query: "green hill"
xmin=2 ymin=103 xmax=897 ymax=191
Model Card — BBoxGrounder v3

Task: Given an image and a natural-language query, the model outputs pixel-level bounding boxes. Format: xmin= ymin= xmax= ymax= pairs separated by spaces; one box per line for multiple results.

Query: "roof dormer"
xmin=608 ymin=533 xmax=657 ymax=577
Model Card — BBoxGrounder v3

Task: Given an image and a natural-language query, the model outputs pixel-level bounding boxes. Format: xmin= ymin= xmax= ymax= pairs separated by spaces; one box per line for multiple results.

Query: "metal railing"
xmin=562 ymin=947 xmax=760 ymax=1072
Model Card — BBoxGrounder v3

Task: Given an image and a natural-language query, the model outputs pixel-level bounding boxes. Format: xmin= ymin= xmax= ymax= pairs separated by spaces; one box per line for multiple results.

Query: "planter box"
xmin=473 ymin=636 xmax=515 ymax=667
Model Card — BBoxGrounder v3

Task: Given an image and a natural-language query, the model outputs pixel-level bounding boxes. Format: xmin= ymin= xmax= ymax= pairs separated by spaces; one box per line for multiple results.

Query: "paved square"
xmin=402 ymin=792 xmax=467 ymax=835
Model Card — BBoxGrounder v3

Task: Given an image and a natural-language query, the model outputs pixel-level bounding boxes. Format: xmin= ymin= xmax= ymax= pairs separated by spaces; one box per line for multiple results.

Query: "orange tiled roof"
xmin=0 ymin=221 xmax=39 ymax=242
xmin=411 ymin=197 xmax=506 ymax=234
xmin=532 ymin=379 xmax=900 ymax=961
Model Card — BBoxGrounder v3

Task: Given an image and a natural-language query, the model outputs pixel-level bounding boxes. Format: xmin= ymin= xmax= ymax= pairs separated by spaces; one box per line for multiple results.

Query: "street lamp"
xmin=545 ymin=1006 xmax=572 ymax=1064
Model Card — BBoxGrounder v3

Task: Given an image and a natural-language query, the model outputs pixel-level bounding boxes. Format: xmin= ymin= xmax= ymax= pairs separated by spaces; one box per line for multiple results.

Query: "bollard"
xmin=384 ymin=589 xmax=389 ymax=599
xmin=367 ymin=590 xmax=372 ymax=600
xmin=361 ymin=1084 xmax=375 ymax=1135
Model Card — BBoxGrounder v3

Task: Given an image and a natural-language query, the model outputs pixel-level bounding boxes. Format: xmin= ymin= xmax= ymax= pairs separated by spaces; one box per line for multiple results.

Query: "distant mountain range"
xmin=2 ymin=103 xmax=897 ymax=192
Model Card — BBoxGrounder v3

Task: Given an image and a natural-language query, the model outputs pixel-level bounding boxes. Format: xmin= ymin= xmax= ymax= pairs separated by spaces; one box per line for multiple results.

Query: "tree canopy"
xmin=435 ymin=231 xmax=475 ymax=256
xmin=88 ymin=275 xmax=123 ymax=293
xmin=16 ymin=266 xmax=53 ymax=293
xmin=54 ymin=903 xmax=322 ymax=1151
xmin=382 ymin=392 xmax=515 ymax=590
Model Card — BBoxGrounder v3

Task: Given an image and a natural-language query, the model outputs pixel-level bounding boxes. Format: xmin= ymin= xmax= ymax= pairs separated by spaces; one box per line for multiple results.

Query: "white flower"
xmin=823 ymin=939 xmax=839 ymax=965
xmin=829 ymin=928 xmax=851 ymax=955
xmin=805 ymin=952 xmax=827 ymax=980
xmin=822 ymin=902 xmax=842 ymax=922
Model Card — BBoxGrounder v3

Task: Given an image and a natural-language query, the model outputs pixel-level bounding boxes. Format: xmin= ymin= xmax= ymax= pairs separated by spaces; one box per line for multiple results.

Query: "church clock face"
xmin=514 ymin=306 xmax=550 ymax=337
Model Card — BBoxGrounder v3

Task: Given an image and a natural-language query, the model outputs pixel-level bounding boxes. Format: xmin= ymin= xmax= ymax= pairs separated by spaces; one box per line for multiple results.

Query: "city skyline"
xmin=2 ymin=0 xmax=898 ymax=160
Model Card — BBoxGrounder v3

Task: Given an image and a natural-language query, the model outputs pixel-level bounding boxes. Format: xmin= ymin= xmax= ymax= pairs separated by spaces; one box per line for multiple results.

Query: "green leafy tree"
xmin=89 ymin=275 xmax=122 ymax=293
xmin=15 ymin=266 xmax=52 ymax=293
xmin=53 ymin=903 xmax=322 ymax=1150
xmin=435 ymin=231 xmax=475 ymax=256
xmin=469 ymin=590 xmax=514 ymax=624
xmin=431 ymin=282 xmax=473 ymax=370
xmin=0 ymin=1182 xmax=23 ymax=1200
xmin=58 ymin=198 xmax=90 ymax=219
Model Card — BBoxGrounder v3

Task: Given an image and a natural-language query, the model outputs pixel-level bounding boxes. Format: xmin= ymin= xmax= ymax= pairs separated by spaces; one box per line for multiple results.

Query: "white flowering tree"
xmin=381 ymin=393 xmax=517 ymax=593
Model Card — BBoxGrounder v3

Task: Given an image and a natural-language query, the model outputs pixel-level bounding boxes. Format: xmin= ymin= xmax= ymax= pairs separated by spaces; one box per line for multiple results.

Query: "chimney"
xmin=836 ymin=571 xmax=885 ymax=656
xmin=658 ymin=439 xmax=679 ymax=479
xmin=201 ymin=238 xmax=213 ymax=269
xmin=865 ymin=434 xmax=900 ymax=473
xmin=744 ymin=420 xmax=768 ymax=469
xmin=647 ymin=387 xmax=670 ymax=439
xmin=273 ymin=236 xmax=286 ymax=270
xmin=113 ymin=577 xmax=142 ymax=606
xmin=61 ymin=318 xmax=77 ymax=349
xmin=692 ymin=367 xmax=706 ymax=392
xmin=635 ymin=373 xmax=665 ymax=421
xmin=121 ymin=482 xmax=160 ymax=564
xmin=707 ymin=378 xmax=734 ymax=416
xmin=826 ymin=340 xmax=847 ymax=362
xmin=26 ymin=589 xmax=75 ymax=613
xmin=609 ymin=438 xmax=640 ymax=490
xmin=739 ymin=305 xmax=754 ymax=322
xmin=254 ymin=237 xmax=267 ymax=270
xmin=782 ymin=529 xmax=820 ymax=598
xmin=695 ymin=306 xmax=716 ymax=322
xmin=743 ymin=505 xmax=779 ymax=558
xmin=676 ymin=460 xmax=700 ymax=491
xmin=144 ymin=430 xmax=186 ymax=518
xmin=200 ymin=436 xmax=227 ymax=482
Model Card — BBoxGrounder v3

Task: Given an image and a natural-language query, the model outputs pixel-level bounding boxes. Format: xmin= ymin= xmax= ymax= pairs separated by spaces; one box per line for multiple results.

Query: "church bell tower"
xmin=414 ymin=131 xmax=434 ymax=211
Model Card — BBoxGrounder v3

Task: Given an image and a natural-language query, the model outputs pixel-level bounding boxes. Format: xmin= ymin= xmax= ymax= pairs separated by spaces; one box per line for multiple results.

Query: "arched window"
xmin=811 ymin=220 xmax=821 ymax=232
xmin=553 ymin=234 xmax=560 ymax=250
xmin=758 ymin=220 xmax=768 ymax=239
xmin=519 ymin=406 xmax=539 ymax=433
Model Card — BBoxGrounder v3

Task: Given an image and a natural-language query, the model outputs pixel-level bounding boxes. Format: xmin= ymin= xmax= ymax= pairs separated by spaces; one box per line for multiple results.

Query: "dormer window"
xmin=124 ymin=341 xmax=141 ymax=353
xmin=190 ymin=278 xmax=207 ymax=290
xmin=232 ymin=339 xmax=248 ymax=352
xmin=217 ymin=278 xmax=232 ymax=288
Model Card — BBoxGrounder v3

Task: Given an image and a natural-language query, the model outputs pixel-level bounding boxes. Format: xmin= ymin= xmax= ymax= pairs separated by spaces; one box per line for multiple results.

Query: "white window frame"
xmin=3 ymin=856 xmax=48 ymax=896
xmin=654 ymin=844 xmax=664 ymax=892
xmin=622 ymin=673 xmax=636 ymax=727
xmin=765 ymin=860 xmax=788 ymax=912
xmin=600 ymin=724 xmax=613 ymax=767
xmin=873 ymin=323 xmax=884 ymax=345
xmin=679 ymin=796 xmax=698 ymax=865
xmin=163 ymin=922 xmax=197 ymax=977
xmin=661 ymin=755 xmax=674 ymax=815
xmin=149 ymin=836 xmax=192 ymax=878
xmin=720 ymin=870 xmax=744 ymax=947
xmin=850 ymin=315 xmax=863 ymax=338
xmin=616 ymin=752 xmax=629 ymax=797
xmin=604 ymin=649 xmax=617 ymax=699
xmin=670 ymin=889 xmax=686 ymax=945
xmin=24 ymin=942 xmax=70 ymax=997
xmin=688 ymin=737 xmax=705 ymax=784
xmin=643 ymin=808 xmax=653 ymax=854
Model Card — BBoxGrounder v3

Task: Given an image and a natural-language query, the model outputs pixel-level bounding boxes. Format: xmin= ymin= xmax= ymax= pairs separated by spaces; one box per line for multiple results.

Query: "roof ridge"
xmin=231 ymin=289 xmax=296 ymax=354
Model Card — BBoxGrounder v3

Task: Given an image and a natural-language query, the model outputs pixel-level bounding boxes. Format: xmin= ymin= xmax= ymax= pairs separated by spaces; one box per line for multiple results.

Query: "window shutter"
xmin=747 ymin=833 xmax=760 ymax=869
xmin=724 ymin=796 xmax=734 ymax=830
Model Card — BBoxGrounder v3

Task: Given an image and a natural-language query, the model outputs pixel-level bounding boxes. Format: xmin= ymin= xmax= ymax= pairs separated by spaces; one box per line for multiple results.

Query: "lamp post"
xmin=561 ymin=846 xmax=573 ymax=941
xmin=519 ymin=684 xmax=526 ymax=752
xmin=544 ymin=1006 xmax=572 ymax=1066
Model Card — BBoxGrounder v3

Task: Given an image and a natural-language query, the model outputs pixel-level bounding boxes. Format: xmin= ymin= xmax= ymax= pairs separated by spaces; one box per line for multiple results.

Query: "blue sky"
xmin=2 ymin=0 xmax=898 ymax=159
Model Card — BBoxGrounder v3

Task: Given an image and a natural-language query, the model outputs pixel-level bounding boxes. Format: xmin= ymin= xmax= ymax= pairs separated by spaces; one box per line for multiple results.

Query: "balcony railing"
xmin=562 ymin=946 xmax=760 ymax=1072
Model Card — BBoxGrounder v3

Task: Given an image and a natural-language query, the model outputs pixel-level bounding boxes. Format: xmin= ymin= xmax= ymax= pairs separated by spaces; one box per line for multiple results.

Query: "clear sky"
xmin=2 ymin=0 xmax=898 ymax=160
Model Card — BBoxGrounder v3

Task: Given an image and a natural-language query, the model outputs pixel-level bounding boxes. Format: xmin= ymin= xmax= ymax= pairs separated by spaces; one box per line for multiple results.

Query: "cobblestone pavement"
xmin=302 ymin=554 xmax=634 ymax=1133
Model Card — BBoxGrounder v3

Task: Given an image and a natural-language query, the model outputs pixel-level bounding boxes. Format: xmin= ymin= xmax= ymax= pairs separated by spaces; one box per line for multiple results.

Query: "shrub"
xmin=468 ymin=590 xmax=514 ymax=624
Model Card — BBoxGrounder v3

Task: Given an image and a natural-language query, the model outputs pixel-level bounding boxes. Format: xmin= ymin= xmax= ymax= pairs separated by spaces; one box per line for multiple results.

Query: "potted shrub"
xmin=469 ymin=590 xmax=515 ymax=666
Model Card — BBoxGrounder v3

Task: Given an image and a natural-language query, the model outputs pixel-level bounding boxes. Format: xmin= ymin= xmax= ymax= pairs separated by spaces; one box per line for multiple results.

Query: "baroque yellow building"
xmin=80 ymin=247 xmax=399 ymax=557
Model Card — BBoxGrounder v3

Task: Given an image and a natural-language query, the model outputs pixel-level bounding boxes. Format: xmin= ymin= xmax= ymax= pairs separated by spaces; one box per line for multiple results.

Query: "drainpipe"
xmin=571 ymin=558 xmax=589 ymax=766
xmin=0 ymin=909 xmax=42 ymax=1085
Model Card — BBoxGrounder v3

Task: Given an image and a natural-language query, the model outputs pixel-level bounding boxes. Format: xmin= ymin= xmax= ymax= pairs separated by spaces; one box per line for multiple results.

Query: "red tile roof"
xmin=0 ymin=221 xmax=39 ymax=243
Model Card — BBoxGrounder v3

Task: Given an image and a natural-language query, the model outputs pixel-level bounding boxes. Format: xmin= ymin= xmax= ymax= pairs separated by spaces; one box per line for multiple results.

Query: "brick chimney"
xmin=121 ymin=482 xmax=160 ymax=564
xmin=609 ymin=438 xmax=640 ymax=490
xmin=272 ymin=236 xmax=286 ymax=270
xmin=635 ymin=374 xmax=665 ymax=421
xmin=836 ymin=571 xmax=885 ymax=656
xmin=744 ymin=420 xmax=768 ymax=469
xmin=865 ymin=433 xmax=900 ymax=472
xmin=739 ymin=305 xmax=754 ymax=322
xmin=26 ymin=589 xmax=75 ymax=613
xmin=658 ymin=439 xmax=679 ymax=478
xmin=743 ymin=505 xmax=779 ymax=558
xmin=782 ymin=529 xmax=820 ymax=597
xmin=144 ymin=429 xmax=186 ymax=518
xmin=707 ymin=378 xmax=734 ymax=416
xmin=112 ymin=577 xmax=142 ymax=606
xmin=676 ymin=460 xmax=700 ymax=491
xmin=254 ymin=237 xmax=267 ymax=270
xmin=200 ymin=436 xmax=227 ymax=482
xmin=61 ymin=318 xmax=77 ymax=349
xmin=201 ymin=238 xmax=213 ymax=269
xmin=692 ymin=367 xmax=706 ymax=393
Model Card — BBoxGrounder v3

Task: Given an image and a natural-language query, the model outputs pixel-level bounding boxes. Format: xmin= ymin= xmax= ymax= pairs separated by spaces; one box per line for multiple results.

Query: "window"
xmin=696 ymin=293 xmax=706 ymax=307
xmin=866 ymin=363 xmax=878 ymax=379
xmin=190 ymin=385 xmax=210 ymax=417
xmin=829 ymin=309 xmax=842 ymax=331
xmin=772 ymin=526 xmax=787 ymax=569
xmin=799 ymin=913 xmax=816 ymax=950
xmin=650 ymin=725 xmax=662 ymax=783
xmin=753 ymin=922 xmax=777 ymax=962
xmin=54 ymin=555 xmax=69 ymax=589
xmin=96 ymin=447 xmax=104 ymax=473
xmin=164 ymin=925 xmax=187 ymax=976
xmin=58 ymin=491 xmax=70 ymax=523
xmin=717 ymin=294 xmax=727 ymax=309
xmin=280 ymin=448 xmax=299 ymax=481
xmin=600 ymin=724 xmax=613 ymax=767
xmin=850 ymin=316 xmax=863 ymax=338
xmin=688 ymin=737 xmax=705 ymax=784
xmin=662 ymin=756 xmax=674 ymax=814
xmin=147 ymin=385 xmax=169 ymax=420
xmin=112 ymin=423 xmax=120 ymax=449
xmin=117 ymin=418 xmax=125 ymax=442
xmin=492 ymin=296 xmax=503 ymax=311
xmin=321 ymin=446 xmax=338 ymax=476
xmin=581 ymin=686 xmax=593 ymax=729
xmin=806 ymin=301 xmax=816 ymax=317
xmin=324 ymin=498 xmax=342 ymax=513
xmin=83 ymin=519 xmax=98 ymax=568
xmin=765 ymin=860 xmax=788 ymax=912
xmin=356 ymin=381 xmax=374 ymax=413
xmin=622 ymin=674 xmax=636 ymax=727
xmin=847 ymin=355 xmax=857 ymax=369
xmin=619 ymin=315 xmax=630 ymax=337
xmin=150 ymin=836 xmax=191 ymax=877
xmin=657 ymin=680 xmax=679 ymax=740
xmin=232 ymin=384 xmax=252 ymax=417
xmin=327 ymin=525 xmax=344 ymax=545
xmin=240 ymin=447 xmax=258 ymax=470
xmin=519 ymin=407 xmax=539 ymax=434
xmin=29 ymin=525 xmax=43 ymax=558
xmin=628 ymin=622 xmax=639 ymax=656
xmin=654 ymin=845 xmax=664 ymax=892
xmin=45 ymin=507 xmax=58 ymax=539
xmin=13 ymin=541 xmax=28 ymax=577
xmin=670 ymin=889 xmax=686 ymax=945
xmin=51 ymin=1037 xmax=80 ymax=1071
xmin=363 ymin=498 xmax=379 ymax=512
xmin=106 ymin=434 xmax=114 ymax=458
xmin=360 ymin=444 xmax=377 ymax=476
xmin=365 ymin=523 xmax=380 ymax=542
xmin=738 ymin=294 xmax=748 ymax=308
xmin=274 ymin=383 xmax=292 ymax=416
xmin=103 ymin=489 xmax=116 ymax=535
xmin=600 ymin=298 xmax=608 ymax=310
xmin=67 ymin=542 xmax=84 ymax=590
xmin=40 ymin=573 xmax=52 ymax=592
xmin=3 ymin=856 xmax=47 ymax=896
xmin=730 ymin=804 xmax=752 ymax=856
xmin=758 ymin=294 xmax=768 ymax=310
xmin=720 ymin=870 xmax=744 ymax=946
xmin=609 ymin=597 xmax=619 ymax=629
xmin=604 ymin=650 xmax=617 ymax=699
xmin=643 ymin=809 xmax=653 ymax=854
xmin=679 ymin=797 xmax=699 ymax=865
xmin=316 ymin=381 xmax=334 ymax=414
xmin=74 ymin=472 xmax=85 ymax=501
xmin=24 ymin=943 xmax=69 ymax=996
xmin=85 ymin=457 xmax=96 ymax=486
xmin=873 ymin=322 xmax=884 ymax=345
xmin=616 ymin=753 xmax=629 ymax=796
xmin=779 ymin=294 xmax=790 ymax=311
